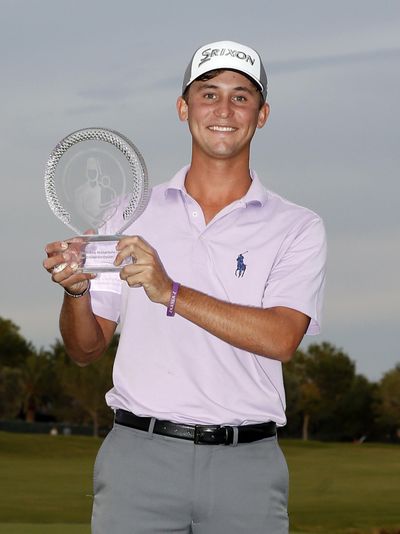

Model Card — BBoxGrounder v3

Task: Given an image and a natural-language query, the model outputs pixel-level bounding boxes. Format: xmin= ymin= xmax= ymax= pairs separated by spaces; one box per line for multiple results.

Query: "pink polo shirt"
xmin=90 ymin=166 xmax=327 ymax=426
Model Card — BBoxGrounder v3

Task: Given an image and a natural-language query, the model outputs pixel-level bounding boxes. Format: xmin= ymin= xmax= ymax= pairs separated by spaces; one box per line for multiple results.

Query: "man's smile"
xmin=207 ymin=125 xmax=237 ymax=132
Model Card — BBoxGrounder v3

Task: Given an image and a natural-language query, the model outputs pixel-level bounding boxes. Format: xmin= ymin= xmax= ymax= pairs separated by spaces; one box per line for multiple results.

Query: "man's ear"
xmin=257 ymin=102 xmax=270 ymax=129
xmin=176 ymin=96 xmax=189 ymax=121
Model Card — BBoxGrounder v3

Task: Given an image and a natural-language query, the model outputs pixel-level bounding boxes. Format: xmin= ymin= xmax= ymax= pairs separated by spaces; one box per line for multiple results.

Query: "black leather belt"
xmin=115 ymin=409 xmax=276 ymax=445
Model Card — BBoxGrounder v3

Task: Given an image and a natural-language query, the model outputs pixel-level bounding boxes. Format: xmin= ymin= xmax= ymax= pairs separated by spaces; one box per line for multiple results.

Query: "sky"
xmin=0 ymin=0 xmax=399 ymax=382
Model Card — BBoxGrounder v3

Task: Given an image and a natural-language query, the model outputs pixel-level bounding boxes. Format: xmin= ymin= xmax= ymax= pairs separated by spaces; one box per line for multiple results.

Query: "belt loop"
xmin=232 ymin=426 xmax=239 ymax=447
xmin=148 ymin=417 xmax=156 ymax=439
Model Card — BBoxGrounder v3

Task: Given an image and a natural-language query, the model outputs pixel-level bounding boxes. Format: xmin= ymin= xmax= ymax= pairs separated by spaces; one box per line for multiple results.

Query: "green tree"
xmin=339 ymin=374 xmax=377 ymax=441
xmin=284 ymin=342 xmax=375 ymax=441
xmin=0 ymin=317 xmax=32 ymax=367
xmin=0 ymin=316 xmax=48 ymax=421
xmin=0 ymin=366 xmax=24 ymax=419
xmin=282 ymin=355 xmax=303 ymax=435
xmin=19 ymin=350 xmax=55 ymax=422
xmin=376 ymin=364 xmax=400 ymax=440
xmin=52 ymin=337 xmax=118 ymax=436
xmin=284 ymin=349 xmax=323 ymax=440
xmin=298 ymin=381 xmax=321 ymax=441
xmin=303 ymin=342 xmax=356 ymax=440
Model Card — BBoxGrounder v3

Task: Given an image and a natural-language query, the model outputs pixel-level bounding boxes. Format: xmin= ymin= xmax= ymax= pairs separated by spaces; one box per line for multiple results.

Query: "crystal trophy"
xmin=45 ymin=128 xmax=149 ymax=273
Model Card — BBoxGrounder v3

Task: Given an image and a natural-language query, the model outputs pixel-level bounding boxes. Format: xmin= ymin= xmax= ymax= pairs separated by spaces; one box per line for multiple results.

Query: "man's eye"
xmin=204 ymin=93 xmax=216 ymax=99
xmin=234 ymin=95 xmax=246 ymax=102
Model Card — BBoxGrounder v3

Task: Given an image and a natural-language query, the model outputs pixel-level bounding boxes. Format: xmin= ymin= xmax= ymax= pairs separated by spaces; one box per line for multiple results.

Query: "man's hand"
xmin=43 ymin=240 xmax=93 ymax=295
xmin=114 ymin=236 xmax=172 ymax=305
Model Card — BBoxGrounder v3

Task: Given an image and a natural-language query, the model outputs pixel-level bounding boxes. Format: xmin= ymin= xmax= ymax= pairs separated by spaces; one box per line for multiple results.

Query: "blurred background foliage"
xmin=1 ymin=316 xmax=399 ymax=442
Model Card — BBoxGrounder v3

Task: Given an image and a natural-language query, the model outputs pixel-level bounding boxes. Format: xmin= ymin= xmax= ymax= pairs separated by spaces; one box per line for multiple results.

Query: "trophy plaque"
xmin=45 ymin=128 xmax=149 ymax=273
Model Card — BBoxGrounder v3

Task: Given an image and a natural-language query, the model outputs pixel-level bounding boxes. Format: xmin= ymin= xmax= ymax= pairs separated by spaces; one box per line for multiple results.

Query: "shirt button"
xmin=192 ymin=211 xmax=198 ymax=217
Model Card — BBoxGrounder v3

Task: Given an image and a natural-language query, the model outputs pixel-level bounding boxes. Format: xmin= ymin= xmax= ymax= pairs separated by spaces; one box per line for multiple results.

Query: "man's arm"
xmin=43 ymin=241 xmax=117 ymax=366
xmin=60 ymin=292 xmax=117 ymax=366
xmin=115 ymin=236 xmax=310 ymax=362
xmin=174 ymin=287 xmax=309 ymax=362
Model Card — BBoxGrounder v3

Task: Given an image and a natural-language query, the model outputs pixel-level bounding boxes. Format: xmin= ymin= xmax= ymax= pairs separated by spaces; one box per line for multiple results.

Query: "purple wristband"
xmin=167 ymin=282 xmax=180 ymax=317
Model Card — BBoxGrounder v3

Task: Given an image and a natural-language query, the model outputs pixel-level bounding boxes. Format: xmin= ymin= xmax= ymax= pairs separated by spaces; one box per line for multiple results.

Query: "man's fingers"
xmin=117 ymin=235 xmax=153 ymax=253
xmin=116 ymin=238 xmax=171 ymax=304
xmin=43 ymin=239 xmax=94 ymax=296
xmin=51 ymin=264 xmax=93 ymax=288
xmin=114 ymin=236 xmax=153 ymax=266
xmin=45 ymin=241 xmax=68 ymax=256
xmin=51 ymin=262 xmax=79 ymax=282
xmin=43 ymin=254 xmax=67 ymax=272
xmin=43 ymin=251 xmax=75 ymax=273
xmin=119 ymin=264 xmax=146 ymax=282
xmin=52 ymin=263 xmax=68 ymax=274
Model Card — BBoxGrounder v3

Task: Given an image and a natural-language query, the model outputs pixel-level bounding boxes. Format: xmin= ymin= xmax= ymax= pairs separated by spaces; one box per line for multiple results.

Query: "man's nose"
xmin=214 ymin=97 xmax=233 ymax=118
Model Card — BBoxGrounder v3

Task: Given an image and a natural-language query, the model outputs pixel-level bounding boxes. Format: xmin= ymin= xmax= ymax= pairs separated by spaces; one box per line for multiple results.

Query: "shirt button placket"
xmin=186 ymin=198 xmax=205 ymax=233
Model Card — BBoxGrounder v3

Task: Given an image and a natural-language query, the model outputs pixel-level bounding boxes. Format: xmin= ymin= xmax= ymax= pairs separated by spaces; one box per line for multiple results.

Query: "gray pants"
xmin=92 ymin=422 xmax=289 ymax=533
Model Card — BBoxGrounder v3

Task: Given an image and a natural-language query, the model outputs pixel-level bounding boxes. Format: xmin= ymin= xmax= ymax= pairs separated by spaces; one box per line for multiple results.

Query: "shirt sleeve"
xmin=262 ymin=216 xmax=327 ymax=335
xmin=90 ymin=272 xmax=122 ymax=323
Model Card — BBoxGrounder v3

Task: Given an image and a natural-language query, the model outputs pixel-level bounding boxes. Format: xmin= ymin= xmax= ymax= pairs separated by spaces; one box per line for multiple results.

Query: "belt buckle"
xmin=194 ymin=425 xmax=224 ymax=444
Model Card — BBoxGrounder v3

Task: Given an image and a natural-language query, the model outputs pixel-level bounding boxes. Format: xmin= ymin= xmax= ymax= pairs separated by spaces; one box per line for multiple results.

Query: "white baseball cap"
xmin=182 ymin=40 xmax=268 ymax=99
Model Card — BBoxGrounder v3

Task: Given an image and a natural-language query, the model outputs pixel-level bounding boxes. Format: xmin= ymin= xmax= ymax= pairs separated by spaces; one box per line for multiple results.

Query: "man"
xmin=44 ymin=40 xmax=326 ymax=533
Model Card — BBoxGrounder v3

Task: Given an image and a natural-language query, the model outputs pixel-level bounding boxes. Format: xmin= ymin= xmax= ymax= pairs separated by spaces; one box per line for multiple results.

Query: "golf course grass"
xmin=283 ymin=439 xmax=400 ymax=533
xmin=0 ymin=431 xmax=399 ymax=533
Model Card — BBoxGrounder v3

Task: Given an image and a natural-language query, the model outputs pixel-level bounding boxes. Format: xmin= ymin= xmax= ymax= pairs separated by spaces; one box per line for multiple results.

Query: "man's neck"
xmin=185 ymin=155 xmax=252 ymax=214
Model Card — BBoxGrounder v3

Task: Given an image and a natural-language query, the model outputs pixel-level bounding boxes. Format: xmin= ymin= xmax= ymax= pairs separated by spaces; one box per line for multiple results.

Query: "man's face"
xmin=177 ymin=70 xmax=269 ymax=161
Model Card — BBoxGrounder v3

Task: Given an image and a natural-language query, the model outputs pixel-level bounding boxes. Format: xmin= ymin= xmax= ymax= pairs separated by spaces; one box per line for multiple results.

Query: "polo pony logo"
xmin=235 ymin=251 xmax=248 ymax=278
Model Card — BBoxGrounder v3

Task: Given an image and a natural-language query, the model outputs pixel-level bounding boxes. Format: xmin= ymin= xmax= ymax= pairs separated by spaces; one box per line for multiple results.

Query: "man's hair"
xmin=182 ymin=69 xmax=265 ymax=109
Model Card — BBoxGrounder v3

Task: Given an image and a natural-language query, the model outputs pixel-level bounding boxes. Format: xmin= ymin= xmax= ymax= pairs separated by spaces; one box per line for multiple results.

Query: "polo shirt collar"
xmin=165 ymin=165 xmax=191 ymax=194
xmin=165 ymin=166 xmax=268 ymax=207
xmin=245 ymin=170 xmax=268 ymax=207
